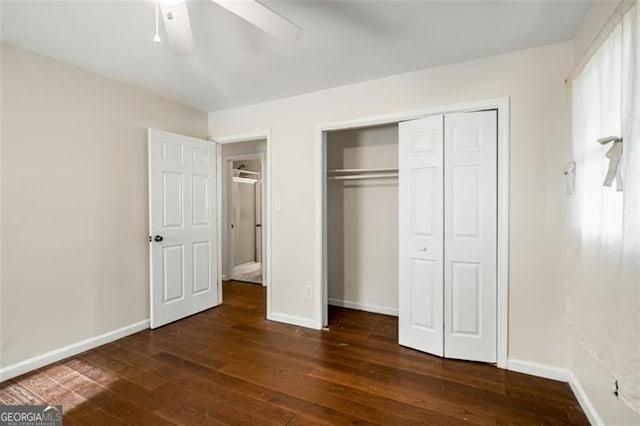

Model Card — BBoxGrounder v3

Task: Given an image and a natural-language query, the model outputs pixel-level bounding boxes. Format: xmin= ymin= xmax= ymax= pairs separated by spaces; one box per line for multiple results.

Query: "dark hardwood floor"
xmin=1 ymin=281 xmax=588 ymax=425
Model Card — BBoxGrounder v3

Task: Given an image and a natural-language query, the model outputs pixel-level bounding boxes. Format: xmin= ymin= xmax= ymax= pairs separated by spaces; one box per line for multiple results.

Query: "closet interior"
xmin=326 ymin=123 xmax=400 ymax=322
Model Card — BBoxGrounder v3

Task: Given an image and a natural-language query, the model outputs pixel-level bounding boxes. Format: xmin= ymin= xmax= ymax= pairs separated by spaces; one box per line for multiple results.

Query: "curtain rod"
xmin=565 ymin=0 xmax=636 ymax=84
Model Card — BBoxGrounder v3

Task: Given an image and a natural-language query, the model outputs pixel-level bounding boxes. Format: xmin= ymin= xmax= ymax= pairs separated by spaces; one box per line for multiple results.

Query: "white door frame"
xmin=314 ymin=97 xmax=510 ymax=368
xmin=225 ymin=152 xmax=265 ymax=285
xmin=212 ymin=130 xmax=272 ymax=317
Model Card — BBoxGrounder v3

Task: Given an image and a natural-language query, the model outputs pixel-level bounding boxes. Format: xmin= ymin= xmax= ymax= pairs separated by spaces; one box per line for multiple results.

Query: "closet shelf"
xmin=231 ymin=168 xmax=260 ymax=176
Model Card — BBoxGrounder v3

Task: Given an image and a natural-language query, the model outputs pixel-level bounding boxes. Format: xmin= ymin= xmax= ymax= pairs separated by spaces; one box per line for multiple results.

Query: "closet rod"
xmin=328 ymin=168 xmax=398 ymax=174
xmin=328 ymin=173 xmax=399 ymax=181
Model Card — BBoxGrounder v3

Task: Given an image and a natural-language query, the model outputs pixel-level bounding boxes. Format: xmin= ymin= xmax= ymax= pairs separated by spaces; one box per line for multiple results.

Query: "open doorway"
xmin=229 ymin=157 xmax=263 ymax=284
xmin=325 ymin=124 xmax=399 ymax=325
xmin=149 ymin=128 xmax=272 ymax=327
xmin=219 ymin=138 xmax=268 ymax=288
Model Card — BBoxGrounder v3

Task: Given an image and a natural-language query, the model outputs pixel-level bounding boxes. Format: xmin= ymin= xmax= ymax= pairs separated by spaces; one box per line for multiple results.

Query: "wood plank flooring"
xmin=1 ymin=281 xmax=588 ymax=425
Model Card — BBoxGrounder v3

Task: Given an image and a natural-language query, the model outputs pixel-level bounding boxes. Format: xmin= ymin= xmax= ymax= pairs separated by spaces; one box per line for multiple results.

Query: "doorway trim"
xmin=212 ymin=130 xmax=272 ymax=319
xmin=224 ymin=152 xmax=265 ymax=285
xmin=314 ymin=97 xmax=510 ymax=368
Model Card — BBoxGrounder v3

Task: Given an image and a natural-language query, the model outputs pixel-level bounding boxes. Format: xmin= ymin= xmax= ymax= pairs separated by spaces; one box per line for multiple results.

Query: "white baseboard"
xmin=328 ymin=298 xmax=398 ymax=317
xmin=507 ymin=359 xmax=602 ymax=426
xmin=0 ymin=319 xmax=149 ymax=382
xmin=268 ymin=312 xmax=321 ymax=330
xmin=233 ymin=262 xmax=261 ymax=275
xmin=506 ymin=359 xmax=570 ymax=382
xmin=567 ymin=371 xmax=605 ymax=426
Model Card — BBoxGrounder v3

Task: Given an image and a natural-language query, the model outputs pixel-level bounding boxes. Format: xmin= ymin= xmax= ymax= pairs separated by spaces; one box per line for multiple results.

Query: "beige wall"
xmin=327 ymin=125 xmax=399 ymax=315
xmin=0 ymin=44 xmax=207 ymax=368
xmin=209 ymin=41 xmax=574 ymax=368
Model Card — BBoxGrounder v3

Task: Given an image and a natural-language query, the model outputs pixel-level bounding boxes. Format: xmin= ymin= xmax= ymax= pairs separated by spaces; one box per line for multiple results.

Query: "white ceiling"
xmin=1 ymin=0 xmax=592 ymax=112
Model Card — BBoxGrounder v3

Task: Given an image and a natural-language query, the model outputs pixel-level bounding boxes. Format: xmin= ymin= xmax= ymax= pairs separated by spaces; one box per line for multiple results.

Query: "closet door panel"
xmin=444 ymin=111 xmax=497 ymax=363
xmin=410 ymin=259 xmax=437 ymax=329
xmin=451 ymin=165 xmax=480 ymax=238
xmin=451 ymin=261 xmax=481 ymax=335
xmin=399 ymin=115 xmax=444 ymax=356
xmin=411 ymin=167 xmax=439 ymax=236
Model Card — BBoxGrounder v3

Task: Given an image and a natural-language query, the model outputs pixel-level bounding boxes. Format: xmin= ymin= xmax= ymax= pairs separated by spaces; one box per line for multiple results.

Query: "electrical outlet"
xmin=304 ymin=285 xmax=313 ymax=299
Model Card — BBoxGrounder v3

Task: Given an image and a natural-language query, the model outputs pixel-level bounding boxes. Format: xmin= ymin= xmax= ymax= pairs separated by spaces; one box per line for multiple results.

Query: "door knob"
xmin=154 ymin=235 xmax=164 ymax=242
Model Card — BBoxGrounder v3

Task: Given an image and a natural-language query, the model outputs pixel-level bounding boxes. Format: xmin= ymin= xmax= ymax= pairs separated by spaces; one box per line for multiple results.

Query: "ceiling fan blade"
xmin=210 ymin=0 xmax=302 ymax=42
xmin=160 ymin=0 xmax=194 ymax=55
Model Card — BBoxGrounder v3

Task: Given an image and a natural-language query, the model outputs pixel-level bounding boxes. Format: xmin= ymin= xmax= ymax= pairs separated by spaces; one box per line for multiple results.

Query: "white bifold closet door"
xmin=398 ymin=115 xmax=445 ymax=355
xmin=399 ymin=111 xmax=497 ymax=363
xmin=444 ymin=111 xmax=497 ymax=362
xmin=148 ymin=129 xmax=219 ymax=329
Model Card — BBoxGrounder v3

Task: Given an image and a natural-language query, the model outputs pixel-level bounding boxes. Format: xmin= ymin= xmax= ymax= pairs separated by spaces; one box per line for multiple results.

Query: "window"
xmin=569 ymin=3 xmax=639 ymax=413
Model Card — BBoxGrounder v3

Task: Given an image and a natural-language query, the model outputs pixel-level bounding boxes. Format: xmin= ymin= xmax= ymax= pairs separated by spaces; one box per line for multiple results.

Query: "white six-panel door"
xmin=444 ymin=111 xmax=497 ymax=362
xmin=399 ymin=111 xmax=497 ymax=363
xmin=149 ymin=129 xmax=219 ymax=329
xmin=399 ymin=115 xmax=445 ymax=355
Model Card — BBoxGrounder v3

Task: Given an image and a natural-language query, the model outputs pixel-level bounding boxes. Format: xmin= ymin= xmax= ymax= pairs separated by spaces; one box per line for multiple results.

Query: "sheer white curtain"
xmin=570 ymin=3 xmax=639 ymax=413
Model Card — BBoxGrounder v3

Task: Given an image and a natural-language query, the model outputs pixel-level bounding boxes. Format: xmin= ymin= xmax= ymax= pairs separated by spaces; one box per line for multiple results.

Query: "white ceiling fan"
xmin=155 ymin=0 xmax=302 ymax=55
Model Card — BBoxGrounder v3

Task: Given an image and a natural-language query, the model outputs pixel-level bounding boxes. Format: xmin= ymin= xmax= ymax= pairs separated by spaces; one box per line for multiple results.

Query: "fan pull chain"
xmin=154 ymin=0 xmax=161 ymax=43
